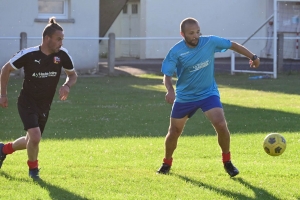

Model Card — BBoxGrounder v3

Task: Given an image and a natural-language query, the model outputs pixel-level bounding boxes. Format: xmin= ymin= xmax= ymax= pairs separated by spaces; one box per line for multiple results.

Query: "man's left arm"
xmin=230 ymin=41 xmax=260 ymax=68
xmin=59 ymin=69 xmax=78 ymax=101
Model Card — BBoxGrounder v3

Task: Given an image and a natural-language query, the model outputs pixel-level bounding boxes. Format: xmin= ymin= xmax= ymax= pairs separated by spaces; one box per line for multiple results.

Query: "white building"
xmin=102 ymin=0 xmax=299 ymax=60
xmin=0 ymin=0 xmax=100 ymax=70
xmin=101 ymin=0 xmax=269 ymax=59
xmin=1 ymin=0 xmax=299 ymax=69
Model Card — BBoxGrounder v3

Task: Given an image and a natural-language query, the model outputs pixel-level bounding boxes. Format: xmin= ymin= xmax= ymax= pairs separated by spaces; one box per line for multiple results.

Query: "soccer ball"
xmin=263 ymin=133 xmax=286 ymax=156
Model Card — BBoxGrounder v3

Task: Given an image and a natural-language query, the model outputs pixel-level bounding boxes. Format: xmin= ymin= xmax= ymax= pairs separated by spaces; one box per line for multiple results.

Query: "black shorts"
xmin=17 ymin=96 xmax=50 ymax=135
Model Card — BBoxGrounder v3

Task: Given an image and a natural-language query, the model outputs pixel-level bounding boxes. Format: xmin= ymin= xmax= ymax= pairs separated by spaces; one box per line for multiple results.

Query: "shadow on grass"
xmin=175 ymin=174 xmax=280 ymax=200
xmin=223 ymin=104 xmax=300 ymax=134
xmin=2 ymin=100 xmax=300 ymax=140
xmin=1 ymin=76 xmax=300 ymax=140
xmin=0 ymin=171 xmax=88 ymax=200
xmin=43 ymin=102 xmax=300 ymax=139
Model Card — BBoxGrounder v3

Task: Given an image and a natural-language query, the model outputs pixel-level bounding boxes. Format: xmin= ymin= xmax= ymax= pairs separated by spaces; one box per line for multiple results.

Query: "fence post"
xmin=108 ymin=33 xmax=115 ymax=75
xmin=230 ymin=52 xmax=235 ymax=75
xmin=20 ymin=32 xmax=27 ymax=50
xmin=277 ymin=32 xmax=284 ymax=73
xmin=19 ymin=32 xmax=27 ymax=77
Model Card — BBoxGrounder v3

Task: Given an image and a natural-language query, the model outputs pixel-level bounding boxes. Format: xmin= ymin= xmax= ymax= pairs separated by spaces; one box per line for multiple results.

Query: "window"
xmin=38 ymin=0 xmax=68 ymax=19
xmin=132 ymin=4 xmax=138 ymax=14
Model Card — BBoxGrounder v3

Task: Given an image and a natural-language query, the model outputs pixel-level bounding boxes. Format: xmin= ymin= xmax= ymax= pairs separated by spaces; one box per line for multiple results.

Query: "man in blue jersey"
xmin=157 ymin=17 xmax=260 ymax=177
xmin=0 ymin=17 xmax=77 ymax=180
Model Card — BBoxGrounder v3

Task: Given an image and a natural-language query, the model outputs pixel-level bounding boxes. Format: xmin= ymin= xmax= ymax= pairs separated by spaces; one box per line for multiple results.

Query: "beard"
xmin=47 ymin=41 xmax=61 ymax=54
xmin=185 ymin=37 xmax=199 ymax=47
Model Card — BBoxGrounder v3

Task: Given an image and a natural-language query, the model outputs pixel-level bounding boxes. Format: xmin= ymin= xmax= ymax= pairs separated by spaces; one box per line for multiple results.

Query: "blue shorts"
xmin=171 ymin=95 xmax=223 ymax=119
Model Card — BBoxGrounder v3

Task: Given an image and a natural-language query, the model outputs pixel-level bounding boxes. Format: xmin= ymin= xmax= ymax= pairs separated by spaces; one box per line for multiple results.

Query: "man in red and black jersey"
xmin=0 ymin=17 xmax=77 ymax=180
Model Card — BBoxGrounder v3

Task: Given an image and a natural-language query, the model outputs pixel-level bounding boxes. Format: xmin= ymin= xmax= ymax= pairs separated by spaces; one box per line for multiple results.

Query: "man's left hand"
xmin=59 ymin=85 xmax=70 ymax=101
xmin=249 ymin=58 xmax=260 ymax=68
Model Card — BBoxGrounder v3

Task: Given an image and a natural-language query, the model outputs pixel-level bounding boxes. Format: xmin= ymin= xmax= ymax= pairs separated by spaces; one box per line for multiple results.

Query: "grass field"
xmin=0 ymin=73 xmax=300 ymax=200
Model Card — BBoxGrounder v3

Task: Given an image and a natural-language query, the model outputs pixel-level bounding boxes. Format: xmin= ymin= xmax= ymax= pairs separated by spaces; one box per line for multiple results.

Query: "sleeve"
xmin=211 ymin=35 xmax=232 ymax=53
xmin=9 ymin=50 xmax=28 ymax=70
xmin=161 ymin=50 xmax=178 ymax=77
xmin=60 ymin=48 xmax=75 ymax=71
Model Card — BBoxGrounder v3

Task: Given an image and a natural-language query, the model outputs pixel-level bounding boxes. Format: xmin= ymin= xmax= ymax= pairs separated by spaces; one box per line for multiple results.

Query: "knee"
xmin=29 ymin=135 xmax=41 ymax=145
xmin=213 ymin=120 xmax=228 ymax=130
xmin=167 ymin=127 xmax=182 ymax=139
xmin=27 ymin=130 xmax=41 ymax=145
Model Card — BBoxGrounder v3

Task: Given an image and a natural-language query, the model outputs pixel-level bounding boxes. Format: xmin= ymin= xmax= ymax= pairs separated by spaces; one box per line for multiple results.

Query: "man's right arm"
xmin=0 ymin=62 xmax=15 ymax=107
xmin=163 ymin=75 xmax=175 ymax=104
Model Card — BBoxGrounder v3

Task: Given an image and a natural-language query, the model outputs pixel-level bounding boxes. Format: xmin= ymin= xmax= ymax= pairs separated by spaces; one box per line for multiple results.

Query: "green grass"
xmin=0 ymin=73 xmax=300 ymax=199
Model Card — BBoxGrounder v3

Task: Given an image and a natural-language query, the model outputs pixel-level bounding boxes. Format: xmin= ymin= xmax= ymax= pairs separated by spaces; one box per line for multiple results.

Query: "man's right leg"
xmin=0 ymin=143 xmax=7 ymax=168
xmin=165 ymin=117 xmax=189 ymax=159
xmin=0 ymin=136 xmax=27 ymax=168
xmin=1 ymin=127 xmax=42 ymax=179
xmin=157 ymin=116 xmax=188 ymax=174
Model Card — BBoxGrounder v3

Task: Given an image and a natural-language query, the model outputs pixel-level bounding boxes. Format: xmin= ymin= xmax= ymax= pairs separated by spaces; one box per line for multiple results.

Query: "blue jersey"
xmin=161 ymin=35 xmax=232 ymax=102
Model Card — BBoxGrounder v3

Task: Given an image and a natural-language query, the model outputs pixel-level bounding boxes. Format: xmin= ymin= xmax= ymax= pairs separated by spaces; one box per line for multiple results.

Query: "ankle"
xmin=222 ymin=152 xmax=231 ymax=163
xmin=163 ymin=158 xmax=173 ymax=166
xmin=2 ymin=143 xmax=15 ymax=154
xmin=27 ymin=160 xmax=38 ymax=169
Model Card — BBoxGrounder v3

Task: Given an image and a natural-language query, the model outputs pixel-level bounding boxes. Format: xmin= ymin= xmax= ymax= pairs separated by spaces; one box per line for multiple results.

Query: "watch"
xmin=251 ymin=54 xmax=258 ymax=61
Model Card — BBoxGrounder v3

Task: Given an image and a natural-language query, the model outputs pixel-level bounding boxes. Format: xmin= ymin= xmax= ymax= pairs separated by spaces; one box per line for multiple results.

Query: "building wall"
xmin=99 ymin=14 xmax=124 ymax=58
xmin=0 ymin=0 xmax=99 ymax=70
xmin=101 ymin=0 xmax=270 ymax=59
xmin=141 ymin=0 xmax=268 ymax=59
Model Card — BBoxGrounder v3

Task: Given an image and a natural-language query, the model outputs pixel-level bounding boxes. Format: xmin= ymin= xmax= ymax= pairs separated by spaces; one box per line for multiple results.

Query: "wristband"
xmin=251 ymin=54 xmax=258 ymax=61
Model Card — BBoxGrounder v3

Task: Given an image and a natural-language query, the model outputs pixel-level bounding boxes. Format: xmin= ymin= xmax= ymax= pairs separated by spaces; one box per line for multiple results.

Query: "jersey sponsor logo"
xmin=32 ymin=71 xmax=57 ymax=78
xmin=180 ymin=51 xmax=190 ymax=56
xmin=189 ymin=60 xmax=210 ymax=72
xmin=54 ymin=56 xmax=60 ymax=64
xmin=34 ymin=59 xmax=41 ymax=64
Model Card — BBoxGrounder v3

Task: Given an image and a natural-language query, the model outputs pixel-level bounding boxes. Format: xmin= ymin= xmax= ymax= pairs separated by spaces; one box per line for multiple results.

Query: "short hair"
xmin=180 ymin=17 xmax=199 ymax=32
xmin=42 ymin=17 xmax=63 ymax=38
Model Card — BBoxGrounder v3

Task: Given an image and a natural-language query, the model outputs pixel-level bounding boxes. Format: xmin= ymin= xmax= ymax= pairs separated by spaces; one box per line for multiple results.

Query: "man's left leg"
xmin=26 ymin=127 xmax=42 ymax=180
xmin=205 ymin=107 xmax=239 ymax=177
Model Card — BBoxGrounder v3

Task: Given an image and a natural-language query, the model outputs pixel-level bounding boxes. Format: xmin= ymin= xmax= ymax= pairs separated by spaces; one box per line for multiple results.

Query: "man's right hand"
xmin=0 ymin=96 xmax=8 ymax=108
xmin=165 ymin=90 xmax=175 ymax=104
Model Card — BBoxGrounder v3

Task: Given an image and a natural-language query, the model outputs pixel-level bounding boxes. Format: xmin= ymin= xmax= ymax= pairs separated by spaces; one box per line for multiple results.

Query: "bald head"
xmin=180 ymin=17 xmax=199 ymax=33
